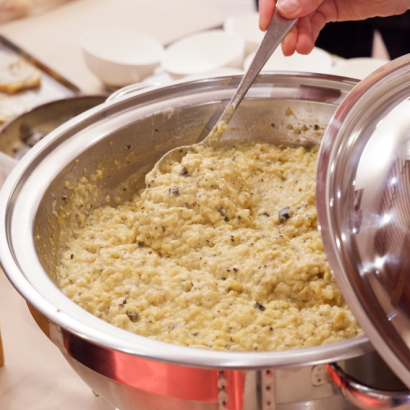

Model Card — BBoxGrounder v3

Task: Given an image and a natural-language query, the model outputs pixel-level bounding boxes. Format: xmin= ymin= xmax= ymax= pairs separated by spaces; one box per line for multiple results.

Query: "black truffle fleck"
xmin=279 ymin=207 xmax=290 ymax=222
xmin=169 ymin=187 xmax=180 ymax=196
xmin=126 ymin=311 xmax=139 ymax=322
xmin=254 ymin=302 xmax=266 ymax=311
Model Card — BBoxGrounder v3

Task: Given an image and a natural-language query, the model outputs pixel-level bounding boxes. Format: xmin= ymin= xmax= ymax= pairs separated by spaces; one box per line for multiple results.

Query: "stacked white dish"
xmin=161 ymin=30 xmax=245 ymax=80
xmin=83 ymin=17 xmax=387 ymax=88
xmin=244 ymin=46 xmax=333 ymax=74
xmin=81 ymin=27 xmax=247 ymax=86
xmin=223 ymin=12 xmax=263 ymax=57
xmin=329 ymin=58 xmax=390 ymax=80
xmin=80 ymin=28 xmax=165 ymax=88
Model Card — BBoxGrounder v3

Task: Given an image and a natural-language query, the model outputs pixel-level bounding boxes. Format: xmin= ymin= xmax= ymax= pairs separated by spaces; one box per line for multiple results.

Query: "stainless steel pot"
xmin=0 ymin=73 xmax=407 ymax=410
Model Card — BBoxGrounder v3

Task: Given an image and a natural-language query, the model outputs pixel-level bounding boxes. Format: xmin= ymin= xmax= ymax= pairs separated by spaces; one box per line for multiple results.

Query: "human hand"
xmin=259 ymin=0 xmax=410 ymax=55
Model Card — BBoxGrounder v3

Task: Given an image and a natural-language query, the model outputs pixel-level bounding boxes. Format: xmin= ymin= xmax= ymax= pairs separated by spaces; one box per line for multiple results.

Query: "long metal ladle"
xmin=156 ymin=2 xmax=297 ymax=173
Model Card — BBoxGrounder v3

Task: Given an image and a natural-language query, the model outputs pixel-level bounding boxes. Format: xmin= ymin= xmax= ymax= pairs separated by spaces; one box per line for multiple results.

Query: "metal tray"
xmin=0 ymin=95 xmax=107 ymax=159
xmin=0 ymin=35 xmax=81 ymax=124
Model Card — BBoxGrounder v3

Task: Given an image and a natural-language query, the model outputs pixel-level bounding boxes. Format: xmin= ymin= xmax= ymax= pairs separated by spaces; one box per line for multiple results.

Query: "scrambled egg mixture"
xmin=57 ymin=143 xmax=362 ymax=351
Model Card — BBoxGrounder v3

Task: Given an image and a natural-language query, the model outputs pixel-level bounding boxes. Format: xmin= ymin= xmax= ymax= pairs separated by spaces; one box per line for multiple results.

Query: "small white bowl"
xmin=80 ymin=28 xmax=164 ymax=87
xmin=162 ymin=30 xmax=245 ymax=80
xmin=244 ymin=46 xmax=333 ymax=74
xmin=330 ymin=57 xmax=390 ymax=80
xmin=223 ymin=12 xmax=264 ymax=56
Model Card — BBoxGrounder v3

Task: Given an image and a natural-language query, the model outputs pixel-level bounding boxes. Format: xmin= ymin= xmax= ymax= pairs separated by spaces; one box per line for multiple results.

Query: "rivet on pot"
xmin=311 ymin=364 xmax=329 ymax=386
xmin=261 ymin=369 xmax=275 ymax=410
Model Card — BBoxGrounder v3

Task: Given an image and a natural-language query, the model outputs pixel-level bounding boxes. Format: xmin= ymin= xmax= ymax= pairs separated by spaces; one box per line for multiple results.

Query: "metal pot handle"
xmin=327 ymin=363 xmax=410 ymax=409
xmin=106 ymin=83 xmax=157 ymax=103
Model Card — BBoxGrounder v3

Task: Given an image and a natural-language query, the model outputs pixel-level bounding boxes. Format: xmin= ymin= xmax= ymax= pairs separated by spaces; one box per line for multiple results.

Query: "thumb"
xmin=277 ymin=0 xmax=325 ymax=19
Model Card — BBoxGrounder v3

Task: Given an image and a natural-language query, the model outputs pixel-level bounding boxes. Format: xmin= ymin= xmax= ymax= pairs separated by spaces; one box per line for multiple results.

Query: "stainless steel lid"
xmin=317 ymin=54 xmax=410 ymax=388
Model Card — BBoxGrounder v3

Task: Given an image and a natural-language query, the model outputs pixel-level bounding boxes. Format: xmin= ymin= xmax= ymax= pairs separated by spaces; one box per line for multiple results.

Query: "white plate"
xmin=162 ymin=30 xmax=245 ymax=80
xmin=244 ymin=46 xmax=333 ymax=74
xmin=330 ymin=57 xmax=390 ymax=80
xmin=223 ymin=12 xmax=264 ymax=56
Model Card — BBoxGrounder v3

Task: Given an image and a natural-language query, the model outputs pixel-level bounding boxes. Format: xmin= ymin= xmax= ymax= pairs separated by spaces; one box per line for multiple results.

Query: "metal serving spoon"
xmin=156 ymin=2 xmax=297 ymax=173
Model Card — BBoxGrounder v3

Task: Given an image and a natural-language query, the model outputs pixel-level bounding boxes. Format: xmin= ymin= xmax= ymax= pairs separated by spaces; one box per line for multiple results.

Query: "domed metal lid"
xmin=317 ymin=54 xmax=410 ymax=388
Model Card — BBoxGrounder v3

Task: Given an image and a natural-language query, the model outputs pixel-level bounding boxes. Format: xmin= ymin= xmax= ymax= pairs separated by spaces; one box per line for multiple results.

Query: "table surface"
xmin=0 ymin=269 xmax=114 ymax=410
xmin=0 ymin=0 xmax=233 ymax=408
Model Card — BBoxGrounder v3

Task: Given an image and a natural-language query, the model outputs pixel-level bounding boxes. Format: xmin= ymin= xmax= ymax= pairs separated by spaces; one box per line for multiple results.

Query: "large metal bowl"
xmin=0 ymin=73 xmax=379 ymax=410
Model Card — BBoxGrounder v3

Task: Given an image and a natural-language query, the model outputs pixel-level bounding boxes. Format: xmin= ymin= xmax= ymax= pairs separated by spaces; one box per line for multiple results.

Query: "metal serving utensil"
xmin=155 ymin=2 xmax=297 ymax=173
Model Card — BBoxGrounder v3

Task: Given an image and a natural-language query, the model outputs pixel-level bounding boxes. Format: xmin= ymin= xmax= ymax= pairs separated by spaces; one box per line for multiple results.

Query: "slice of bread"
xmin=0 ymin=50 xmax=41 ymax=94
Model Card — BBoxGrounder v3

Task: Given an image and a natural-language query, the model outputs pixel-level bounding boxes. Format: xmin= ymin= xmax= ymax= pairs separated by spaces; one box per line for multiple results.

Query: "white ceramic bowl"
xmin=162 ymin=30 xmax=245 ymax=80
xmin=223 ymin=12 xmax=264 ymax=56
xmin=244 ymin=46 xmax=333 ymax=74
xmin=80 ymin=28 xmax=164 ymax=87
xmin=330 ymin=57 xmax=390 ymax=80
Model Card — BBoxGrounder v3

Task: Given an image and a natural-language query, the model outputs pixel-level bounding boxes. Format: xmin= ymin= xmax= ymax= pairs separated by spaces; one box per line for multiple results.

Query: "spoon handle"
xmin=219 ymin=2 xmax=297 ymax=125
